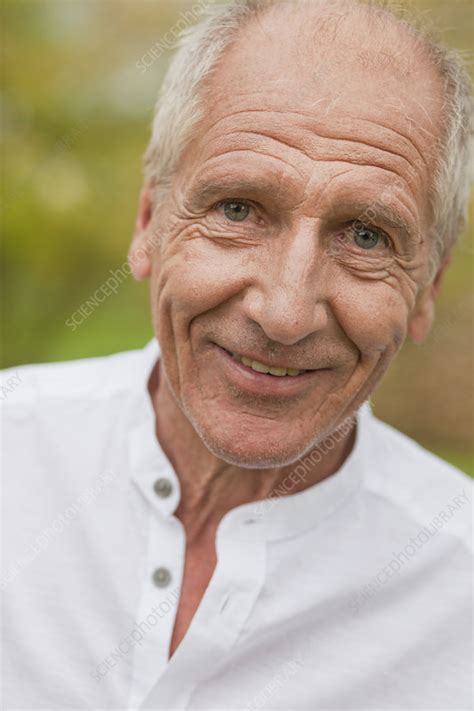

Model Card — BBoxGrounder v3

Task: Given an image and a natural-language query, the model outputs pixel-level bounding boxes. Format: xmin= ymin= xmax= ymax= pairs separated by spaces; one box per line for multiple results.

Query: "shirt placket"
xmin=128 ymin=415 xmax=185 ymax=710
xmin=139 ymin=519 xmax=267 ymax=710
xmin=128 ymin=509 xmax=186 ymax=709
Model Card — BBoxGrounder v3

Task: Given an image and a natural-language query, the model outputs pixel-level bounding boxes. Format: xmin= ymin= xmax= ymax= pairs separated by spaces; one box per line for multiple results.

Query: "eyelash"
xmin=346 ymin=223 xmax=393 ymax=248
xmin=215 ymin=198 xmax=257 ymax=215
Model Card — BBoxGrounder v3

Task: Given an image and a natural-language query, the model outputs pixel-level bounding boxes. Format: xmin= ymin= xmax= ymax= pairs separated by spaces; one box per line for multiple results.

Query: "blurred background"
xmin=1 ymin=0 xmax=473 ymax=474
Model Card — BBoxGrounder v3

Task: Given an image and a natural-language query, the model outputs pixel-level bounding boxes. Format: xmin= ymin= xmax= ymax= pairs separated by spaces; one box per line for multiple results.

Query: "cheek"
xmin=154 ymin=235 xmax=257 ymax=320
xmin=333 ymin=278 xmax=409 ymax=354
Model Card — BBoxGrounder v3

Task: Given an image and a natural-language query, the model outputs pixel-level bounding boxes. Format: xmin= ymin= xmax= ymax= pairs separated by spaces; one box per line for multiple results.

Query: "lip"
xmin=212 ymin=344 xmax=328 ymax=398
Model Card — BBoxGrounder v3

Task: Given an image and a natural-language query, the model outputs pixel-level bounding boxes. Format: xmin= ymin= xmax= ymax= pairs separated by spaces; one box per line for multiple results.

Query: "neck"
xmin=150 ymin=361 xmax=356 ymax=544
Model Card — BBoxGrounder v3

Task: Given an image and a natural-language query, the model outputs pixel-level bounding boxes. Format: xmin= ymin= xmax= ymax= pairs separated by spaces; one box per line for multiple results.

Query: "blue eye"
xmin=222 ymin=200 xmax=251 ymax=222
xmin=351 ymin=221 xmax=382 ymax=249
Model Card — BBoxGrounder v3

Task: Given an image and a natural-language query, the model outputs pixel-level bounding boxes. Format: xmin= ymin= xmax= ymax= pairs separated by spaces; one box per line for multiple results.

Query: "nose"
xmin=243 ymin=222 xmax=329 ymax=346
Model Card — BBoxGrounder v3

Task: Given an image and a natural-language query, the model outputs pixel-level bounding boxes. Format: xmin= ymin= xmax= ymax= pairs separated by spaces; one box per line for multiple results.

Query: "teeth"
xmin=230 ymin=352 xmax=305 ymax=376
xmin=269 ymin=367 xmax=287 ymax=377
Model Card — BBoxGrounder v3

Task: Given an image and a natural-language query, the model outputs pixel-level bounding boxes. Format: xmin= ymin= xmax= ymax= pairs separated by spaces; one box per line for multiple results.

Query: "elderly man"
xmin=2 ymin=0 xmax=472 ymax=708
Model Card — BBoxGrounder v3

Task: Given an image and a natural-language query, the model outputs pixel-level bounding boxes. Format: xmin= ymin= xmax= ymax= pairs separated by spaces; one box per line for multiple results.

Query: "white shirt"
xmin=1 ymin=340 xmax=472 ymax=710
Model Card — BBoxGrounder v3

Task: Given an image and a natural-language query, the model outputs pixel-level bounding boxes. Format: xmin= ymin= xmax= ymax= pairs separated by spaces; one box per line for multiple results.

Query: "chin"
xmin=189 ymin=415 xmax=313 ymax=469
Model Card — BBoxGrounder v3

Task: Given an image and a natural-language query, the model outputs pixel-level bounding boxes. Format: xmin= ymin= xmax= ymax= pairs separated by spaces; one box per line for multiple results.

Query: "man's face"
xmin=132 ymin=7 xmax=444 ymax=467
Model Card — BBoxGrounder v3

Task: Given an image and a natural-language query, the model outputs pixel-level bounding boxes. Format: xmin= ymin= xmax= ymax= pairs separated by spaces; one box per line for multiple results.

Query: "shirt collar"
xmin=129 ymin=338 xmax=369 ymax=541
xmin=218 ymin=403 xmax=369 ymax=542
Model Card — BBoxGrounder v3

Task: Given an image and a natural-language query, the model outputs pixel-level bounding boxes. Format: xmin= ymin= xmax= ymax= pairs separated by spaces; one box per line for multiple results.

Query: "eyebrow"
xmin=190 ymin=176 xmax=280 ymax=204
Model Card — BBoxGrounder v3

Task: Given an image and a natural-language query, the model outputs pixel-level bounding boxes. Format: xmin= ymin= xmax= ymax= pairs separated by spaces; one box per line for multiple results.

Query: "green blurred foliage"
xmin=1 ymin=0 xmax=473 ymax=475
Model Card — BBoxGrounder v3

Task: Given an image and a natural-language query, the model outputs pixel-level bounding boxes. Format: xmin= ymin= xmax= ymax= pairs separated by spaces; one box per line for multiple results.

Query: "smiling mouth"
xmin=226 ymin=350 xmax=309 ymax=377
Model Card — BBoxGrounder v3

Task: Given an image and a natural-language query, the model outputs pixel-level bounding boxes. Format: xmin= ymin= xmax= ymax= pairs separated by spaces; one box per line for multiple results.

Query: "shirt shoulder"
xmin=0 ymin=342 xmax=154 ymax=408
xmin=362 ymin=407 xmax=472 ymax=550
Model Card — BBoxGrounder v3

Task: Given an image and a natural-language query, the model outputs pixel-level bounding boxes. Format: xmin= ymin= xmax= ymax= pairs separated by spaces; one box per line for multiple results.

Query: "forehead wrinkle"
xmin=197 ymin=107 xmax=429 ymax=187
xmin=355 ymin=117 xmax=430 ymax=174
xmin=199 ymin=131 xmax=417 ymax=197
xmin=209 ymin=135 xmax=417 ymax=197
xmin=381 ymin=94 xmax=438 ymax=135
xmin=199 ymin=139 xmax=307 ymax=182
xmin=192 ymin=149 xmax=305 ymax=185
xmin=231 ymin=127 xmax=421 ymax=187
xmin=290 ymin=119 xmax=425 ymax=181
xmin=198 ymin=106 xmax=281 ymax=138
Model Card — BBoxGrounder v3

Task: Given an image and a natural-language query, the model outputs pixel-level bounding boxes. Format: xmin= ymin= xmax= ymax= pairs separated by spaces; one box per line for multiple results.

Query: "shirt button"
xmin=153 ymin=477 xmax=173 ymax=498
xmin=152 ymin=567 xmax=172 ymax=588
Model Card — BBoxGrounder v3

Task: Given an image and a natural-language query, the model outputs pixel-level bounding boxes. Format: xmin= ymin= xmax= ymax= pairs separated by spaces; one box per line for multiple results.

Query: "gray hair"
xmin=144 ymin=0 xmax=473 ymax=273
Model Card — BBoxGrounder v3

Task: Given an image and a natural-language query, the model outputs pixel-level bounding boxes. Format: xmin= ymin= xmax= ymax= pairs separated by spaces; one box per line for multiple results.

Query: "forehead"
xmin=182 ymin=3 xmax=443 ymax=183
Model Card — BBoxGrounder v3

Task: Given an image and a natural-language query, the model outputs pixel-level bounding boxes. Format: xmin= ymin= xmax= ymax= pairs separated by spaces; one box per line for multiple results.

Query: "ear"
xmin=408 ymin=255 xmax=451 ymax=344
xmin=128 ymin=184 xmax=155 ymax=281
